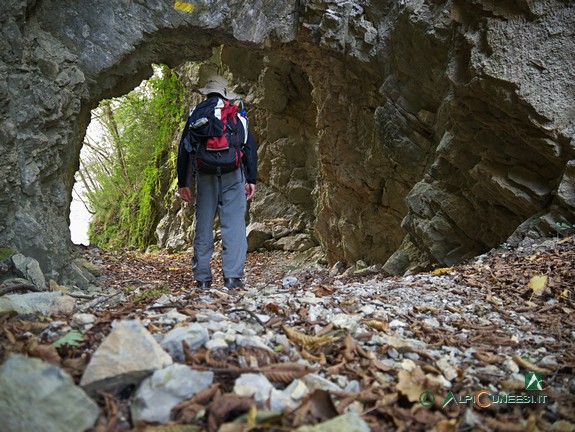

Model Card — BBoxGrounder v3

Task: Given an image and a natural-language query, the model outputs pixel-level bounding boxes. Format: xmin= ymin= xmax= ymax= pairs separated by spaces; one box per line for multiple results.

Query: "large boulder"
xmin=246 ymin=222 xmax=273 ymax=252
xmin=0 ymin=354 xmax=99 ymax=432
xmin=0 ymin=291 xmax=76 ymax=317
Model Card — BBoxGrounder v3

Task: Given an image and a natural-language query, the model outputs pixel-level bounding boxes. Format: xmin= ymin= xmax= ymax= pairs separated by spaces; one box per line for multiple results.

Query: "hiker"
xmin=176 ymin=74 xmax=257 ymax=289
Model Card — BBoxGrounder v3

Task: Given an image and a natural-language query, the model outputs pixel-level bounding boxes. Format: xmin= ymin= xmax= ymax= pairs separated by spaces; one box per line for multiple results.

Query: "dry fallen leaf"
xmin=282 ymin=326 xmax=341 ymax=348
xmin=261 ymin=362 xmax=317 ymax=384
xmin=309 ymin=390 xmax=339 ymax=421
xmin=415 ymin=305 xmax=439 ymax=313
xmin=377 ymin=392 xmax=399 ymax=407
xmin=172 ymin=384 xmax=220 ymax=423
xmin=550 ymin=420 xmax=575 ymax=431
xmin=29 ymin=344 xmax=61 ymax=365
xmin=396 ymin=368 xmax=427 ymax=402
xmin=311 ymin=285 xmax=335 ymax=297
xmin=512 ymin=354 xmax=552 ymax=374
xmin=215 ymin=424 xmax=244 ymax=432
xmin=290 ymin=389 xmax=338 ymax=427
xmin=262 ymin=302 xmax=280 ymax=314
xmin=62 ymin=356 xmax=88 ymax=378
xmin=528 ymin=274 xmax=548 ymax=296
xmin=432 ymin=267 xmax=454 ymax=275
xmin=499 ymin=380 xmax=525 ymax=390
xmin=481 ymin=415 xmax=530 ymax=432
xmin=434 ymin=419 xmax=458 ymax=432
xmin=342 ymin=333 xmax=356 ymax=361
xmin=246 ymin=404 xmax=258 ymax=425
xmin=445 ymin=305 xmax=462 ymax=313
xmin=364 ymin=319 xmax=389 ymax=332
xmin=207 ymin=394 xmax=254 ymax=432
xmin=525 ymin=252 xmax=541 ymax=261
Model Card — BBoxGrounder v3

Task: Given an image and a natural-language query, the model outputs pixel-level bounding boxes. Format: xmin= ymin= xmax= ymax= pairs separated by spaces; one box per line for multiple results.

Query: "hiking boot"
xmin=195 ymin=280 xmax=212 ymax=288
xmin=223 ymin=278 xmax=244 ymax=289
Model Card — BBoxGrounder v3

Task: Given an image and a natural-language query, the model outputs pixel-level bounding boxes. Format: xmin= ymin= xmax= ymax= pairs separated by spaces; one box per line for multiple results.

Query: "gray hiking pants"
xmin=192 ymin=169 xmax=247 ymax=282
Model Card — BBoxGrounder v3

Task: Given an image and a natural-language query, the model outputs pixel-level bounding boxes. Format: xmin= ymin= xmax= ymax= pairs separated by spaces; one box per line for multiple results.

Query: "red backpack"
xmin=188 ymin=97 xmax=248 ymax=175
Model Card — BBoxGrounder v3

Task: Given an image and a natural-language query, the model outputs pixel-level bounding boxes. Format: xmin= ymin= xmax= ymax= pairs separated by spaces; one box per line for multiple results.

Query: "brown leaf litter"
xmin=1 ymin=239 xmax=574 ymax=431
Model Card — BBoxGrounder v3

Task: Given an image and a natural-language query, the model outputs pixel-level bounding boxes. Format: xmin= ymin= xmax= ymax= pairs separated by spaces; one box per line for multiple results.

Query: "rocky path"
xmin=1 ymin=238 xmax=575 ymax=431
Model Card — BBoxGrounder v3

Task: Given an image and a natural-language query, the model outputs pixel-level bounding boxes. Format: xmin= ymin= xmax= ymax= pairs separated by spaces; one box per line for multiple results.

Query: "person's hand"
xmin=179 ymin=187 xmax=193 ymax=203
xmin=245 ymin=183 xmax=255 ymax=201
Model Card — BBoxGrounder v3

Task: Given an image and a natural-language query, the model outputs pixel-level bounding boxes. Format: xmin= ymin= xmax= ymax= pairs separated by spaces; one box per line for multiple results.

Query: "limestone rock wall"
xmin=1 ymin=0 xmax=574 ymax=285
xmin=385 ymin=0 xmax=575 ymax=272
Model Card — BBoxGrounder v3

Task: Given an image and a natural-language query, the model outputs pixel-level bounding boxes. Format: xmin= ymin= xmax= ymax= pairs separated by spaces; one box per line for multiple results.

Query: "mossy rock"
xmin=73 ymin=258 xmax=103 ymax=277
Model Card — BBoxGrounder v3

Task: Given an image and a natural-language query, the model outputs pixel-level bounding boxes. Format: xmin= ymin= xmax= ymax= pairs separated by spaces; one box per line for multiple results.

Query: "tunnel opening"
xmin=69 ymin=46 xmax=327 ymax=257
xmin=70 ymin=140 xmax=95 ymax=246
xmin=71 ymin=64 xmax=186 ymax=250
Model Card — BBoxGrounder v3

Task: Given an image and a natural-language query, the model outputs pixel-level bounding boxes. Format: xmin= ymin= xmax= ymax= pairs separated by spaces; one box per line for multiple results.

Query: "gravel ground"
xmin=68 ymin=235 xmax=575 ymax=430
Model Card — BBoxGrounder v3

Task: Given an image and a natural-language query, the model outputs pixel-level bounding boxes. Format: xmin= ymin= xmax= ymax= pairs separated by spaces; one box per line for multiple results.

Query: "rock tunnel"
xmin=1 ymin=0 xmax=574 ymax=286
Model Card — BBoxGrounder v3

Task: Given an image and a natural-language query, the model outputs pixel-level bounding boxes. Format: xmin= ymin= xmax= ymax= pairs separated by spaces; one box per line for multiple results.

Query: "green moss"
xmin=87 ymin=65 xmax=184 ymax=251
xmin=132 ymin=285 xmax=170 ymax=303
xmin=0 ymin=246 xmax=15 ymax=261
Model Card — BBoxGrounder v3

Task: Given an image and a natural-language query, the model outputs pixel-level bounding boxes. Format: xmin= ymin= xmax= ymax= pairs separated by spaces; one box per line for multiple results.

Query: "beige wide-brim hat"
xmin=198 ymin=75 xmax=238 ymax=100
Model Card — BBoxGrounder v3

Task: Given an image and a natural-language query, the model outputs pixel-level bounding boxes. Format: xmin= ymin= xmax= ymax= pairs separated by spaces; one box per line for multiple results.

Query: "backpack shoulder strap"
xmin=237 ymin=113 xmax=248 ymax=145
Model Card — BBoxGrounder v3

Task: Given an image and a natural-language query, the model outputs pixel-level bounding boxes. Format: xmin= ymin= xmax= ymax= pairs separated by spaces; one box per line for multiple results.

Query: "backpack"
xmin=187 ymin=96 xmax=248 ymax=176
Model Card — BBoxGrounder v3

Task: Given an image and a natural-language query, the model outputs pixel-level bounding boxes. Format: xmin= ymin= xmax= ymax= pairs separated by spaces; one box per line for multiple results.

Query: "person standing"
xmin=177 ymin=75 xmax=257 ymax=289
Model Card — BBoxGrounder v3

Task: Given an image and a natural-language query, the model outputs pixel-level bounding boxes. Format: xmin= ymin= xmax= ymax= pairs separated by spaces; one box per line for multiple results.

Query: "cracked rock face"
xmin=1 ymin=0 xmax=574 ymax=283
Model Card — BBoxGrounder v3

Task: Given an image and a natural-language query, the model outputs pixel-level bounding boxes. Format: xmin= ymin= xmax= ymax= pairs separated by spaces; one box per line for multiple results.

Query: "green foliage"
xmin=51 ymin=330 xmax=84 ymax=348
xmin=86 ymin=65 xmax=184 ymax=250
xmin=556 ymin=222 xmax=575 ymax=236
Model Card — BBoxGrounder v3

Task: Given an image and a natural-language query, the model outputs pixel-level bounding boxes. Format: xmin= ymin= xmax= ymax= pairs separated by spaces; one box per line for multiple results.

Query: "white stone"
xmin=71 ymin=313 xmax=96 ymax=330
xmin=296 ymin=412 xmax=370 ymax=432
xmin=11 ymin=253 xmax=46 ymax=290
xmin=236 ymin=334 xmax=273 ymax=351
xmin=282 ymin=276 xmax=299 ymax=288
xmin=360 ymin=304 xmax=376 ymax=315
xmin=80 ymin=320 xmax=172 ymax=395
xmin=287 ymin=379 xmax=309 ymax=400
xmin=423 ymin=317 xmax=440 ymax=327
xmin=301 ymin=374 xmax=342 ymax=392
xmin=0 ymin=291 xmax=76 ymax=317
xmin=389 ymin=319 xmax=407 ymax=328
xmin=400 ymin=359 xmax=417 ymax=371
xmin=206 ymin=338 xmax=229 ymax=350
xmin=161 ymin=323 xmax=209 ymax=361
xmin=154 ymin=309 xmax=190 ymax=325
xmin=330 ymin=313 xmax=362 ymax=332
xmin=436 ymin=356 xmax=458 ymax=381
xmin=233 ymin=373 xmax=274 ymax=403
xmin=131 ymin=364 xmax=213 ymax=423
xmin=195 ymin=311 xmax=227 ymax=322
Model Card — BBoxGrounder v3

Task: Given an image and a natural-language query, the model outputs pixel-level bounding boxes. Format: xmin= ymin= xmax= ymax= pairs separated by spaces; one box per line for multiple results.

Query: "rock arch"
xmin=1 ymin=0 xmax=574 ymax=285
xmin=1 ymin=0 xmax=301 ymax=283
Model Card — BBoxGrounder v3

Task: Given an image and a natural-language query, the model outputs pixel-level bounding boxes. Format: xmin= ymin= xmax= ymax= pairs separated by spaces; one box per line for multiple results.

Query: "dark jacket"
xmin=177 ymin=97 xmax=258 ymax=187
